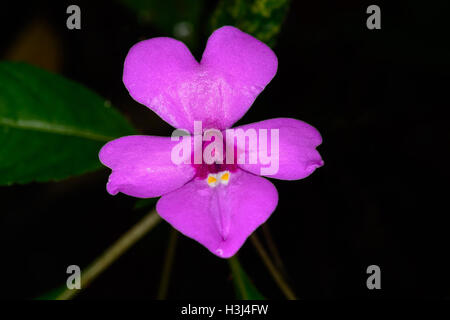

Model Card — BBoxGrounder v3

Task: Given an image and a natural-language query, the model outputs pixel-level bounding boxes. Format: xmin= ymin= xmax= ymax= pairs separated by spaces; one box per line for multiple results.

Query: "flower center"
xmin=191 ymin=135 xmax=238 ymax=185
xmin=206 ymin=170 xmax=230 ymax=187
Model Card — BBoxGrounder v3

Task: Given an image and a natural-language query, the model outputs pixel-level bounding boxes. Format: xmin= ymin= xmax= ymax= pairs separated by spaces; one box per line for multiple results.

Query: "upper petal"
xmin=123 ymin=37 xmax=199 ymax=130
xmin=199 ymin=26 xmax=278 ymax=128
xmin=156 ymin=169 xmax=278 ymax=258
xmin=232 ymin=118 xmax=324 ymax=180
xmin=123 ymin=26 xmax=277 ymax=132
xmin=99 ymin=135 xmax=195 ymax=198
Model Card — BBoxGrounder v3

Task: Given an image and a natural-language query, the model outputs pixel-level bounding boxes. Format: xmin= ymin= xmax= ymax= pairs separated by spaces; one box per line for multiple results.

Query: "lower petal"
xmin=156 ymin=169 xmax=278 ymax=258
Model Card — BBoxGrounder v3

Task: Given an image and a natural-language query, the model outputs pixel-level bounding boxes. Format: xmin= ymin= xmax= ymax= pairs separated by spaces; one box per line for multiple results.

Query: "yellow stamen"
xmin=207 ymin=175 xmax=217 ymax=184
xmin=206 ymin=171 xmax=231 ymax=187
xmin=221 ymin=172 xmax=229 ymax=181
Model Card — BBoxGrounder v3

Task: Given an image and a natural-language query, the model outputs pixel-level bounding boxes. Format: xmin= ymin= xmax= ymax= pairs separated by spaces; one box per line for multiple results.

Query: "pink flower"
xmin=99 ymin=26 xmax=323 ymax=258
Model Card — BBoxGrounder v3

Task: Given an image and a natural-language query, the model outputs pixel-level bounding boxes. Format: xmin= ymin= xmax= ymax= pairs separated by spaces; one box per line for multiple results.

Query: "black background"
xmin=0 ymin=0 xmax=449 ymax=299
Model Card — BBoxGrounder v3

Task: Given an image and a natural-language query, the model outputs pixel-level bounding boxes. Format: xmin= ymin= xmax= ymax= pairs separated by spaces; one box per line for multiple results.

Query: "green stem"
xmin=56 ymin=209 xmax=161 ymax=300
xmin=228 ymin=256 xmax=248 ymax=300
xmin=157 ymin=228 xmax=178 ymax=299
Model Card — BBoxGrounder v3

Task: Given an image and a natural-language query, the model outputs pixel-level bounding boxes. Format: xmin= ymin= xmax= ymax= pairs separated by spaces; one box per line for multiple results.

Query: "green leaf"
xmin=210 ymin=0 xmax=291 ymax=47
xmin=0 ymin=62 xmax=136 ymax=185
xmin=229 ymin=257 xmax=265 ymax=300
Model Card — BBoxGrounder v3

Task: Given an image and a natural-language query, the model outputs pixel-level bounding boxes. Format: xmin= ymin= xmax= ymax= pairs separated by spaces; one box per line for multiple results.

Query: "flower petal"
xmin=123 ymin=26 xmax=277 ymax=132
xmin=99 ymin=136 xmax=195 ymax=198
xmin=122 ymin=37 xmax=198 ymax=130
xmin=156 ymin=169 xmax=278 ymax=258
xmin=232 ymin=118 xmax=324 ymax=180
xmin=200 ymin=26 xmax=278 ymax=128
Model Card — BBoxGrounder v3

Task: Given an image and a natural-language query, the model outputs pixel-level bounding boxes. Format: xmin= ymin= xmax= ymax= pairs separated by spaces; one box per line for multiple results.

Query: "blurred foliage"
xmin=4 ymin=18 xmax=62 ymax=73
xmin=0 ymin=62 xmax=136 ymax=185
xmin=35 ymin=285 xmax=66 ymax=300
xmin=229 ymin=257 xmax=265 ymax=300
xmin=210 ymin=0 xmax=291 ymax=47
xmin=118 ymin=0 xmax=205 ymax=48
xmin=134 ymin=197 xmax=158 ymax=210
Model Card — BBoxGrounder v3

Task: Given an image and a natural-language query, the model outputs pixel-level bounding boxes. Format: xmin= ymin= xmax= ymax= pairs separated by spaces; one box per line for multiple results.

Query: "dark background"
xmin=0 ymin=0 xmax=449 ymax=299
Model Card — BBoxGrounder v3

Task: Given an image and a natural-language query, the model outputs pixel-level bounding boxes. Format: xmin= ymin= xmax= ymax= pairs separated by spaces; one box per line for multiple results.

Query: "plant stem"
xmin=228 ymin=256 xmax=248 ymax=300
xmin=261 ymin=224 xmax=287 ymax=275
xmin=250 ymin=233 xmax=297 ymax=300
xmin=157 ymin=228 xmax=178 ymax=299
xmin=56 ymin=209 xmax=161 ymax=300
